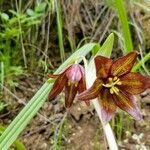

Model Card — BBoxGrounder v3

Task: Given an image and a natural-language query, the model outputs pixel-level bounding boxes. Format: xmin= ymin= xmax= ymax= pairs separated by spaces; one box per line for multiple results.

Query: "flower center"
xmin=102 ymin=76 xmax=122 ymax=95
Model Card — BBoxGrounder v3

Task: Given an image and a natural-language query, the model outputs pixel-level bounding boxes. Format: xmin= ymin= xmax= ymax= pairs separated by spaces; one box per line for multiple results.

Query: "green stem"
xmin=132 ymin=52 xmax=150 ymax=72
xmin=115 ymin=0 xmax=133 ymax=53
xmin=55 ymin=0 xmax=65 ymax=62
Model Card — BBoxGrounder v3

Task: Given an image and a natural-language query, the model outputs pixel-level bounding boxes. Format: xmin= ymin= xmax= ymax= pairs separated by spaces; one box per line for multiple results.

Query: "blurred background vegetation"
xmin=0 ymin=0 xmax=150 ymax=149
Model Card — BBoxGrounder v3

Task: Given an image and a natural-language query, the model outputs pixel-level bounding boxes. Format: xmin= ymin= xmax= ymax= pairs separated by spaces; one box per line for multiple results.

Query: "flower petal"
xmin=94 ymin=56 xmax=113 ymax=78
xmin=111 ymin=51 xmax=138 ymax=77
xmin=77 ymin=79 xmax=102 ymax=101
xmin=66 ymin=64 xmax=82 ymax=82
xmin=78 ymin=77 xmax=90 ymax=106
xmin=119 ymin=72 xmax=150 ymax=95
xmin=78 ymin=77 xmax=86 ymax=93
xmin=65 ymin=83 xmax=78 ymax=108
xmin=48 ymin=73 xmax=67 ymax=100
xmin=99 ymin=88 xmax=117 ymax=123
xmin=112 ymin=90 xmax=142 ymax=120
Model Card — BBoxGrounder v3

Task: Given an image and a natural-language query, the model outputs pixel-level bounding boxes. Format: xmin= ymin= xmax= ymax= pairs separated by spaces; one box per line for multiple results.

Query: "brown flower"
xmin=48 ymin=64 xmax=88 ymax=108
xmin=78 ymin=52 xmax=150 ymax=123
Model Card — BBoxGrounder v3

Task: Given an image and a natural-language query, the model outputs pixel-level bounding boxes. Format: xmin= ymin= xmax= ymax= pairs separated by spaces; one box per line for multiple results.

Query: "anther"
xmin=113 ymin=76 xmax=118 ymax=81
xmin=75 ymin=83 xmax=78 ymax=87
xmin=110 ymin=88 xmax=114 ymax=94
xmin=68 ymin=81 xmax=71 ymax=86
xmin=108 ymin=78 xmax=113 ymax=82
xmin=117 ymin=81 xmax=122 ymax=85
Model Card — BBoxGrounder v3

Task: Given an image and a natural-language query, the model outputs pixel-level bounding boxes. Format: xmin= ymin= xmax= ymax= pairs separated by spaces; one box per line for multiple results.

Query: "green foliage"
xmin=133 ymin=52 xmax=150 ymax=73
xmin=53 ymin=115 xmax=68 ymax=149
xmin=0 ymin=101 xmax=7 ymax=112
xmin=35 ymin=2 xmax=47 ymax=13
xmin=111 ymin=112 xmax=134 ymax=141
xmin=27 ymin=2 xmax=47 ymax=17
xmin=0 ymin=13 xmax=9 ymax=21
xmin=114 ymin=0 xmax=133 ymax=53
xmin=105 ymin=0 xmax=133 ymax=53
xmin=56 ymin=0 xmax=65 ymax=62
xmin=0 ymin=1 xmax=47 ymax=87
xmin=0 ymin=125 xmax=26 ymax=150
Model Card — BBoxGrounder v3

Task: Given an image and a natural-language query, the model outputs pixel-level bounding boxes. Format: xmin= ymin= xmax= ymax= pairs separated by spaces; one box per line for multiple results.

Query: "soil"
xmin=0 ymin=75 xmax=149 ymax=150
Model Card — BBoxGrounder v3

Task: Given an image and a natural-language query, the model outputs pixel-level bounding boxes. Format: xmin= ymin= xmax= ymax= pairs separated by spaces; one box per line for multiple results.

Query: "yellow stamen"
xmin=113 ymin=76 xmax=118 ymax=81
xmin=110 ymin=88 xmax=114 ymax=94
xmin=114 ymin=87 xmax=119 ymax=94
xmin=103 ymin=76 xmax=121 ymax=95
xmin=117 ymin=81 xmax=122 ymax=85
xmin=68 ymin=80 xmax=78 ymax=87
xmin=108 ymin=78 xmax=113 ymax=82
xmin=75 ymin=83 xmax=78 ymax=87
xmin=110 ymin=86 xmax=119 ymax=95
xmin=68 ymin=81 xmax=71 ymax=86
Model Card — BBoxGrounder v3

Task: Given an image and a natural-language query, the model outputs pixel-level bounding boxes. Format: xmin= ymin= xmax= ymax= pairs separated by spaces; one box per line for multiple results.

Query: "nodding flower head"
xmin=48 ymin=64 xmax=88 ymax=108
xmin=78 ymin=52 xmax=150 ymax=123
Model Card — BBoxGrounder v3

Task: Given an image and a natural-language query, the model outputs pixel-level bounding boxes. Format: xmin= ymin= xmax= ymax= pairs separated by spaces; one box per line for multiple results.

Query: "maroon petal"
xmin=78 ymin=77 xmax=86 ymax=93
xmin=77 ymin=77 xmax=90 ymax=106
xmin=48 ymin=73 xmax=67 ymax=100
xmin=77 ymin=79 xmax=102 ymax=101
xmin=111 ymin=51 xmax=138 ymax=77
xmin=119 ymin=72 xmax=150 ymax=95
xmin=99 ymin=88 xmax=117 ymax=123
xmin=112 ymin=90 xmax=142 ymax=120
xmin=94 ymin=56 xmax=113 ymax=78
xmin=65 ymin=83 xmax=78 ymax=108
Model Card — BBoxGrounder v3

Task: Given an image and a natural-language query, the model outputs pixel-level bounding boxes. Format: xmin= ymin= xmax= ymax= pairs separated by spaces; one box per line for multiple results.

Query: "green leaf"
xmin=87 ymin=33 xmax=114 ymax=77
xmin=0 ymin=13 xmax=9 ymax=21
xmin=35 ymin=2 xmax=47 ymax=13
xmin=0 ymin=43 xmax=99 ymax=149
xmin=132 ymin=52 xmax=150 ymax=72
xmin=105 ymin=0 xmax=115 ymax=8
xmin=0 ymin=125 xmax=26 ymax=150
xmin=114 ymin=0 xmax=133 ymax=53
xmin=26 ymin=9 xmax=35 ymax=16
xmin=96 ymin=33 xmax=114 ymax=57
xmin=56 ymin=0 xmax=65 ymax=62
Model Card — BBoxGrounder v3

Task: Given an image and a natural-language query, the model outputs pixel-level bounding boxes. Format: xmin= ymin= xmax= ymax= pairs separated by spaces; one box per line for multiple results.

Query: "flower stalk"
xmin=85 ymin=60 xmax=118 ymax=150
xmin=92 ymin=100 xmax=118 ymax=150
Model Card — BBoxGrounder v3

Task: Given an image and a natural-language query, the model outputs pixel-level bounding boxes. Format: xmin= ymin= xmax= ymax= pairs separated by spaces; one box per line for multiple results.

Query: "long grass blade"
xmin=132 ymin=52 xmax=150 ymax=72
xmin=55 ymin=0 xmax=65 ymax=62
xmin=115 ymin=0 xmax=133 ymax=53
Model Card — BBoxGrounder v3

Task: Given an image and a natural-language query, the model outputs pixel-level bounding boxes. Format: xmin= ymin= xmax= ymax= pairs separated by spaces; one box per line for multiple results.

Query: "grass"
xmin=53 ymin=113 xmax=68 ymax=149
xmin=0 ymin=125 xmax=26 ymax=150
xmin=55 ymin=0 xmax=65 ymax=62
xmin=115 ymin=0 xmax=133 ymax=53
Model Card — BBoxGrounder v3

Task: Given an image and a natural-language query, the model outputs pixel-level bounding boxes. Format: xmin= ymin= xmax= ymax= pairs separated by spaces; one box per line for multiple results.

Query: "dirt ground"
xmin=0 ymin=75 xmax=149 ymax=150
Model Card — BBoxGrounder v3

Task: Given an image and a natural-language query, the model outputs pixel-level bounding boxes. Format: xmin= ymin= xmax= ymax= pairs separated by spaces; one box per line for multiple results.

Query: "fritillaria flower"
xmin=78 ymin=52 xmax=150 ymax=123
xmin=48 ymin=64 xmax=88 ymax=108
